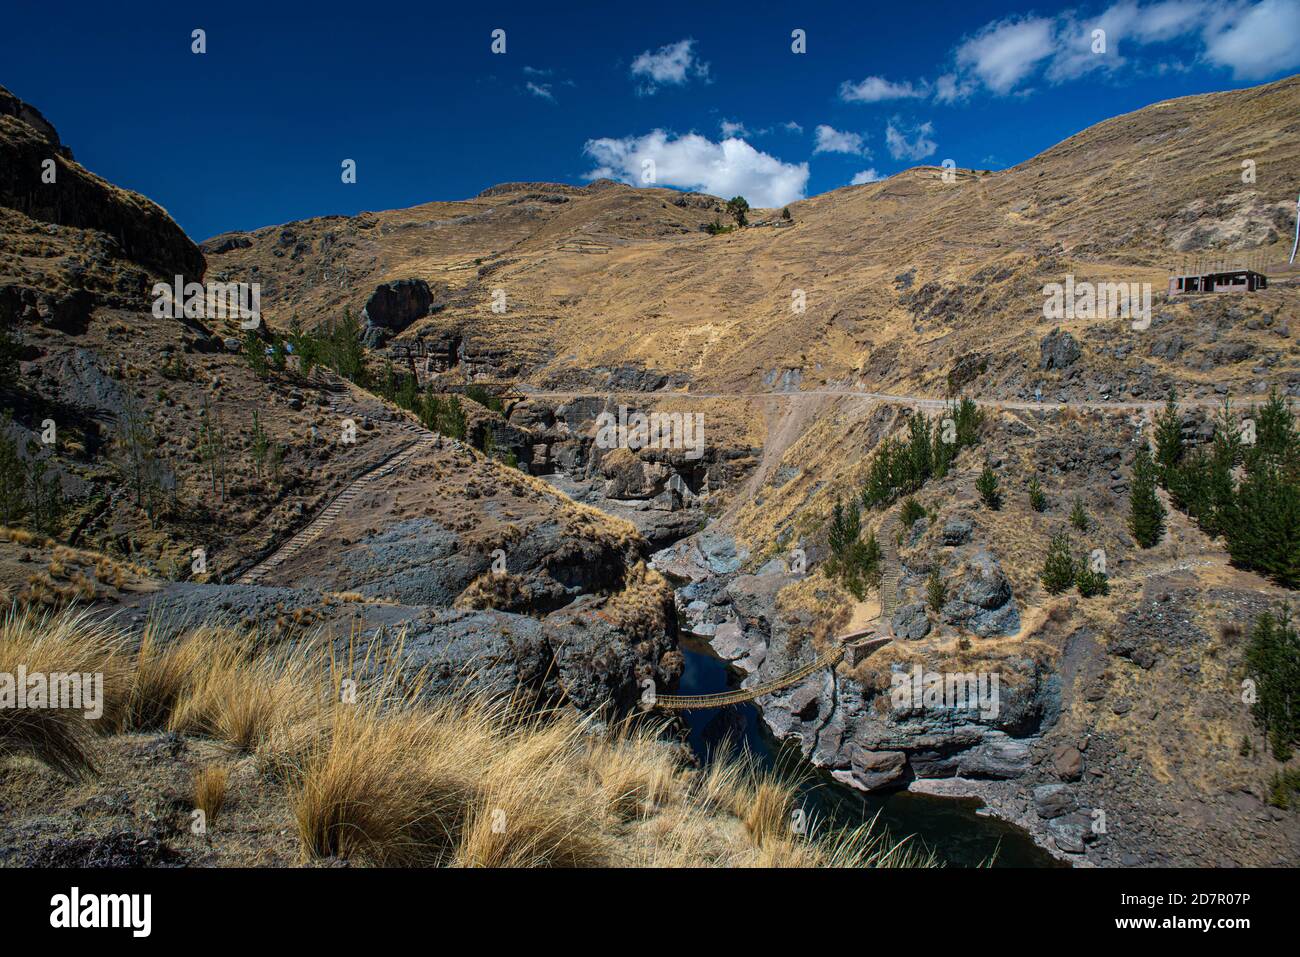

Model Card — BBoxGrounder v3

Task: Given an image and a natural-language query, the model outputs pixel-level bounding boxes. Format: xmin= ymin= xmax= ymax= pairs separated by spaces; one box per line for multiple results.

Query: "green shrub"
xmin=1075 ymin=560 xmax=1109 ymax=598
xmin=900 ymin=497 xmax=925 ymax=528
xmin=1069 ymin=496 xmax=1089 ymax=532
xmin=1040 ymin=531 xmax=1075 ymax=595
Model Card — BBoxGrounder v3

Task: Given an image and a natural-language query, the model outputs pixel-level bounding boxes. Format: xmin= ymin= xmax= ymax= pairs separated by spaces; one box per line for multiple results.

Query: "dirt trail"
xmin=519 ymin=385 xmax=1263 ymax=413
xmin=724 ymin=394 xmax=826 ymax=520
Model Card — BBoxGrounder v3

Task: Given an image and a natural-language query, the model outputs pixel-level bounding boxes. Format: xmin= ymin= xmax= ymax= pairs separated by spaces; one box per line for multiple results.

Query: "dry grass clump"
xmin=597 ymin=563 xmax=672 ymax=642
xmin=0 ymin=606 xmax=933 ymax=869
xmin=193 ymin=765 xmax=229 ymax=820
xmin=0 ymin=607 xmax=132 ymax=777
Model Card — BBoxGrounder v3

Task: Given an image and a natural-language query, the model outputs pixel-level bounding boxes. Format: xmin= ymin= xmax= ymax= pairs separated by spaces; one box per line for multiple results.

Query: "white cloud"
xmin=630 ymin=38 xmax=710 ymax=93
xmin=839 ymin=75 xmax=930 ymax=103
xmin=850 ymin=169 xmax=884 ymax=185
xmin=885 ymin=119 xmax=938 ymax=161
xmin=526 ymin=81 xmax=555 ymax=101
xmin=835 ymin=1 xmax=1297 ymax=108
xmin=955 ymin=15 xmax=1057 ymax=93
xmin=583 ymin=130 xmax=808 ymax=207
xmin=1048 ymin=1 xmax=1207 ymax=81
xmin=782 ymin=120 xmax=804 ymax=134
xmin=932 ymin=73 xmax=974 ymax=104
xmin=813 ymin=124 xmax=869 ymax=156
xmin=522 ymin=65 xmax=553 ymax=76
xmin=720 ymin=119 xmax=749 ymax=137
xmin=1203 ymin=0 xmax=1300 ymax=78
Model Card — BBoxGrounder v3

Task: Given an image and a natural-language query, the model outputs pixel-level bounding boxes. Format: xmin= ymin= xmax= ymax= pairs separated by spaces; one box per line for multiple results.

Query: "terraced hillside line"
xmin=235 ymin=436 xmax=436 ymax=585
xmin=653 ymin=633 xmax=891 ymax=710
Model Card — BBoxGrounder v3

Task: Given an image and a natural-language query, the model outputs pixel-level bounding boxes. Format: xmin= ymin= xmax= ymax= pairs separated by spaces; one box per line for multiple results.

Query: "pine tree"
xmin=0 ymin=412 xmax=28 ymax=525
xmin=827 ymin=498 xmax=862 ymax=575
xmin=1153 ymin=388 xmax=1183 ymax=487
xmin=1245 ymin=608 xmax=1300 ymax=761
xmin=1027 ymin=475 xmax=1046 ymax=512
xmin=244 ymin=332 xmax=269 ymax=377
xmin=1248 ymin=387 xmax=1299 ymax=470
xmin=250 ymin=409 xmax=270 ymax=482
xmin=24 ymin=449 xmax=65 ymax=535
xmin=976 ymin=464 xmax=1001 ymax=510
xmin=441 ymin=396 xmax=467 ymax=439
xmin=1069 ymin=496 xmax=1089 ymax=531
xmin=1128 ymin=446 xmax=1166 ymax=548
xmin=926 ymin=566 xmax=946 ymax=613
xmin=1228 ymin=459 xmax=1300 ymax=587
xmin=1041 ymin=530 xmax=1076 ymax=594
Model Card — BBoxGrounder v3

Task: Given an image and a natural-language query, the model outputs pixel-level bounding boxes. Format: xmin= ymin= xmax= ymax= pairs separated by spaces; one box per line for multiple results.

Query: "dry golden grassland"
xmin=0 ymin=607 xmax=932 ymax=868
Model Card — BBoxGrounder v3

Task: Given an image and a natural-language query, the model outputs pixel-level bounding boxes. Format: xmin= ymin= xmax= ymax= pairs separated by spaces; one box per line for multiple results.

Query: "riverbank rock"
xmin=1033 ymin=783 xmax=1077 ymax=819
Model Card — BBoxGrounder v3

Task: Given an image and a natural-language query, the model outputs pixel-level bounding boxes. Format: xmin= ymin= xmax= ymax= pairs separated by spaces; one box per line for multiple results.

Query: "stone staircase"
xmin=234 ymin=369 xmax=443 ymax=585
xmin=235 ymin=437 xmax=434 ymax=585
xmin=877 ymin=510 xmax=903 ymax=626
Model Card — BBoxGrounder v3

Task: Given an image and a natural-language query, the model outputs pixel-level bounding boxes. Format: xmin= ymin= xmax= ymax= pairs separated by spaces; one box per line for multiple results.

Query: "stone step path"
xmin=235 ymin=436 xmax=435 ymax=585
xmin=234 ymin=369 xmax=442 ymax=586
xmin=878 ymin=511 xmax=903 ymax=622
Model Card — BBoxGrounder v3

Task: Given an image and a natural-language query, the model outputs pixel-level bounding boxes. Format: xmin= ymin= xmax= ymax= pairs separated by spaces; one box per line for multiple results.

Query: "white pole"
xmin=1291 ymin=193 xmax=1299 ymax=265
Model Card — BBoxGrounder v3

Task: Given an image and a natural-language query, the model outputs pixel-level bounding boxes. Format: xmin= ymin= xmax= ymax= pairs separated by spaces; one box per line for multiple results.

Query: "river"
xmin=676 ymin=637 xmax=1060 ymax=868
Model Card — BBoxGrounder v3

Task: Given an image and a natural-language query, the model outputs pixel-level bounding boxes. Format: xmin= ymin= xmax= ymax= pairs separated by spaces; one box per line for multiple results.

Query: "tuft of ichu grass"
xmin=0 ymin=606 xmax=131 ymax=778
xmin=193 ymin=765 xmax=229 ymax=821
xmin=0 ymin=605 xmax=936 ymax=868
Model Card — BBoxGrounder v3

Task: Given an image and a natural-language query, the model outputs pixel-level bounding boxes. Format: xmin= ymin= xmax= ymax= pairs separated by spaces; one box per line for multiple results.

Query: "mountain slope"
xmin=206 ymin=75 xmax=1300 ymax=406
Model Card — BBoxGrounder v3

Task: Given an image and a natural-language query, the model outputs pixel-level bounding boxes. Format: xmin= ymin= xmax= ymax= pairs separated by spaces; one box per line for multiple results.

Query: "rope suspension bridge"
xmin=651 ymin=630 xmax=892 ymax=710
xmin=652 ymin=506 xmax=906 ymax=711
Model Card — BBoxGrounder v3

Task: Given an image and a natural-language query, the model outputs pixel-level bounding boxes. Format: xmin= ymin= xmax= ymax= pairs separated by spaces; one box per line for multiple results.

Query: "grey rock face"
xmin=1040 ymin=328 xmax=1082 ymax=370
xmin=848 ymin=748 xmax=908 ymax=790
xmin=941 ymin=519 xmax=972 ymax=545
xmin=892 ymin=602 xmax=932 ymax=640
xmin=956 ymin=733 xmax=1031 ymax=779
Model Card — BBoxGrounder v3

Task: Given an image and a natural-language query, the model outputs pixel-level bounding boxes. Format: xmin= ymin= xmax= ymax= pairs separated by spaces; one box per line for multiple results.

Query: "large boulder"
xmin=942 ymin=550 xmax=1020 ymax=637
xmin=361 ymin=278 xmax=433 ymax=334
xmin=1033 ymin=783 xmax=1077 ymax=819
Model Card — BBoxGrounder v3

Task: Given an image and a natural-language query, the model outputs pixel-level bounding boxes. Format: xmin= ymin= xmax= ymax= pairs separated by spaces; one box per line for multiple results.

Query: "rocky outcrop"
xmin=361 ymin=279 xmax=433 ymax=345
xmin=1039 ymin=328 xmax=1081 ymax=371
xmin=125 ymin=575 xmax=678 ymax=716
xmin=0 ymin=85 xmax=204 ymax=282
xmin=200 ymin=232 xmax=254 ymax=255
xmin=654 ymin=525 xmax=1050 ymax=802
xmin=940 ymin=549 xmax=1020 ymax=637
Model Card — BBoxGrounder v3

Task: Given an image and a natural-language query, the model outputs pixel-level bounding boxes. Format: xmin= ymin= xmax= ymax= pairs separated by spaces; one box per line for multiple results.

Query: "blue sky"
xmin=4 ymin=0 xmax=1298 ymax=240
